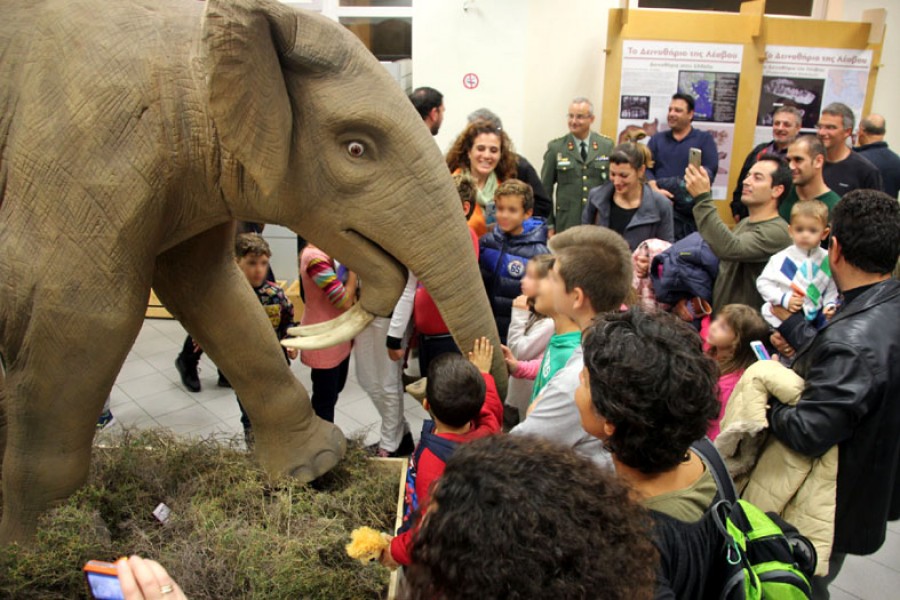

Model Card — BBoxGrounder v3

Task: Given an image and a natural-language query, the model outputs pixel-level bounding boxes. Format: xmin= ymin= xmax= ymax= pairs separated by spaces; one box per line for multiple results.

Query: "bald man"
xmin=855 ymin=114 xmax=900 ymax=198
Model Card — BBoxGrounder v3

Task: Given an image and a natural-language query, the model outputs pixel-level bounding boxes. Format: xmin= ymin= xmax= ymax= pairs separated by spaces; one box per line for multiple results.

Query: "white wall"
xmin=413 ymin=0 xmax=617 ymax=166
xmin=839 ymin=1 xmax=900 ymax=149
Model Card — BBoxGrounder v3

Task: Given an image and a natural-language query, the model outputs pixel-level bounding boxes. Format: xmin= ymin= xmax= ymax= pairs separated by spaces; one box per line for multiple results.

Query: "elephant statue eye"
xmin=347 ymin=141 xmax=366 ymax=158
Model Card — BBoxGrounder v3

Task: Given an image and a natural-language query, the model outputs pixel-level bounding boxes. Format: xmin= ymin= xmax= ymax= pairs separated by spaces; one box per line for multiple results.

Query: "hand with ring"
xmin=117 ymin=556 xmax=187 ymax=599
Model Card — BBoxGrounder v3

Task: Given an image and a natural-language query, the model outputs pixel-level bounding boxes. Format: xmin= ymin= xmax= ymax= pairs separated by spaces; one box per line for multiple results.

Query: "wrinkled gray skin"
xmin=0 ymin=0 xmax=507 ymax=544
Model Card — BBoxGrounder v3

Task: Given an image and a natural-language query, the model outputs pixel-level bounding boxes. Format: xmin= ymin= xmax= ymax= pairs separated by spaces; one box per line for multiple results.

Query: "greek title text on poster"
xmin=619 ymin=40 xmax=744 ymax=199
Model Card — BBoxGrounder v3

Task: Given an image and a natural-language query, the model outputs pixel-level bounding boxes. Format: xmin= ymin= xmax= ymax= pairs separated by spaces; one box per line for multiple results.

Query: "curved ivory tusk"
xmin=282 ymin=305 xmax=375 ymax=350
xmin=286 ymin=303 xmax=362 ymax=337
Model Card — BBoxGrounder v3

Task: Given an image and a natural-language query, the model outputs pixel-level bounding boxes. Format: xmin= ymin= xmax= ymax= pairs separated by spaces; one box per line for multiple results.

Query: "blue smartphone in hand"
xmin=750 ymin=340 xmax=771 ymax=361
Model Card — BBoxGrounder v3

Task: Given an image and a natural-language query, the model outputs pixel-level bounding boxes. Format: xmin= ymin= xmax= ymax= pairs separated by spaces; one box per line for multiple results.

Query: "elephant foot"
xmin=254 ymin=416 xmax=347 ymax=484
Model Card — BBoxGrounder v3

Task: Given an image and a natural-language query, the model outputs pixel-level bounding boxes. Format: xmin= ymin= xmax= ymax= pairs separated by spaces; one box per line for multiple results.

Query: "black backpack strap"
xmin=692 ymin=437 xmax=739 ymax=504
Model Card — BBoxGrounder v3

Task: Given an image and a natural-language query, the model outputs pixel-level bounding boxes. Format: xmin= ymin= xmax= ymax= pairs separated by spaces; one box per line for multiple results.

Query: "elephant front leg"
xmin=152 ymin=223 xmax=345 ymax=481
xmin=0 ymin=288 xmax=149 ymax=544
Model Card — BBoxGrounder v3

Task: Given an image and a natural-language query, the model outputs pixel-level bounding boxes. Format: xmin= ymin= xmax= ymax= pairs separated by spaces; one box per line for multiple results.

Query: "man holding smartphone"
xmin=646 ymin=93 xmax=719 ymax=240
xmin=685 ymin=154 xmax=791 ymax=313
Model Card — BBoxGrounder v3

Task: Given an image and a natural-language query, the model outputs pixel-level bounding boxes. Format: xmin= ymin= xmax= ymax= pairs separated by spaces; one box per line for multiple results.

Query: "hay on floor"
xmin=0 ymin=429 xmax=398 ymax=599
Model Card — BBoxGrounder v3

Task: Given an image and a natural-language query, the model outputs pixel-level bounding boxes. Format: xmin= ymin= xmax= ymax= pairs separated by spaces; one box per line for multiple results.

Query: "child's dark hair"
xmin=425 ymin=354 xmax=486 ymax=428
xmin=452 ymin=172 xmax=477 ymax=219
xmin=709 ymin=304 xmax=771 ymax=375
xmin=494 ymin=179 xmax=534 ymax=213
xmin=235 ymin=233 xmax=271 ymax=259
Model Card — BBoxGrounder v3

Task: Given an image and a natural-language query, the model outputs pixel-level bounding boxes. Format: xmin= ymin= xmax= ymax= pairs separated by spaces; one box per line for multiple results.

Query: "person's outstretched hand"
xmin=468 ymin=337 xmax=494 ymax=373
xmin=684 ymin=164 xmax=711 ymax=198
xmin=500 ymin=344 xmax=518 ymax=373
xmin=117 ymin=556 xmax=187 ymax=600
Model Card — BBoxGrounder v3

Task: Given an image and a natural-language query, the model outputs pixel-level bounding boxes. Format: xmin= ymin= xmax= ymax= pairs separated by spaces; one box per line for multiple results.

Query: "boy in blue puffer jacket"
xmin=479 ymin=179 xmax=550 ymax=343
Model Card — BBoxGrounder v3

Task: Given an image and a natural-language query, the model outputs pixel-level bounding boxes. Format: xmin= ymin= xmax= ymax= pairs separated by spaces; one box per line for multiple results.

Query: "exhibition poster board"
xmin=618 ymin=40 xmax=743 ymax=199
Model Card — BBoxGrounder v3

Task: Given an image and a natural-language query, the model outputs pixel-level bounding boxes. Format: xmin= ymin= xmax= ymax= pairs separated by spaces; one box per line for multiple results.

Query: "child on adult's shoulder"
xmin=517 ymin=268 xmax=581 ymax=419
xmin=380 ymin=337 xmax=503 ymax=569
xmin=297 ymin=242 xmax=357 ymax=425
xmin=500 ymin=254 xmax=554 ymax=427
xmin=479 ymin=179 xmax=550 ymax=344
xmin=705 ymin=304 xmax=771 ymax=439
xmin=233 ymin=233 xmax=297 ymax=446
xmin=757 ymin=200 xmax=839 ymax=330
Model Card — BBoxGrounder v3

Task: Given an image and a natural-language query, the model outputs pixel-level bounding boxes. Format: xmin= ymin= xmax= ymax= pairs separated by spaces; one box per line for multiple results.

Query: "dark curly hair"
xmin=445 ymin=120 xmax=517 ymax=181
xmin=404 ymin=435 xmax=658 ymax=600
xmin=830 ymin=188 xmax=900 ymax=274
xmin=582 ymin=308 xmax=719 ymax=474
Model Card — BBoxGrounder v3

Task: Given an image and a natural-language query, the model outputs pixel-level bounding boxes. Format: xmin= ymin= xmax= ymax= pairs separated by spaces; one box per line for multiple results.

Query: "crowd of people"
xmin=115 ymin=86 xmax=899 ymax=599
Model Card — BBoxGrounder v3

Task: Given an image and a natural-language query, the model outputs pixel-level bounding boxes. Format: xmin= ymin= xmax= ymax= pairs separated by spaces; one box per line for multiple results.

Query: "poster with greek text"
xmin=618 ymin=40 xmax=743 ymax=199
xmin=754 ymin=46 xmax=872 ymax=146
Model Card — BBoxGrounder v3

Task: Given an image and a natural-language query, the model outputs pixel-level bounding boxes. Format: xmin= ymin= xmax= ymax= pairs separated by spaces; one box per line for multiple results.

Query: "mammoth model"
xmin=0 ymin=0 xmax=507 ymax=543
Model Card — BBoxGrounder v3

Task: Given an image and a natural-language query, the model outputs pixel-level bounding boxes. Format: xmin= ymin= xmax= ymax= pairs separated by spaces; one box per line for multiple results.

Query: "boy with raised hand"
xmin=510 ymin=226 xmax=633 ymax=468
xmin=479 ymin=179 xmax=549 ymax=343
xmin=381 ymin=337 xmax=503 ymax=569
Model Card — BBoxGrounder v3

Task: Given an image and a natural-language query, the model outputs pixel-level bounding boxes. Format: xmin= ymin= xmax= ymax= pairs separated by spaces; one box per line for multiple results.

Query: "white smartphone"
xmin=750 ymin=340 xmax=771 ymax=361
xmin=688 ymin=147 xmax=702 ymax=169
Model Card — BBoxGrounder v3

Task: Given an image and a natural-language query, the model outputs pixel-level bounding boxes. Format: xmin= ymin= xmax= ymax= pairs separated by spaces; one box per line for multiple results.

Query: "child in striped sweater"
xmin=298 ymin=243 xmax=357 ymax=423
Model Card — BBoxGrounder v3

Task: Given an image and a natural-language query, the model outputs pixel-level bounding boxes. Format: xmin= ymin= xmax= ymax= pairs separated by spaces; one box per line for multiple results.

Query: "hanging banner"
xmin=754 ymin=46 xmax=872 ymax=146
xmin=618 ymin=40 xmax=743 ymax=199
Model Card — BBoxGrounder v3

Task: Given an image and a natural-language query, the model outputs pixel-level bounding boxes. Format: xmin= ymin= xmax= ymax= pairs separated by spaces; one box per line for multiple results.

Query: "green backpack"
xmin=693 ymin=439 xmax=817 ymax=600
xmin=712 ymin=499 xmax=815 ymax=599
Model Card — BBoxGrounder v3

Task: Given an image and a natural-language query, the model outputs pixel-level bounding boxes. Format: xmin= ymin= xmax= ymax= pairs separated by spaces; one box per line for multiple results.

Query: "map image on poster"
xmin=678 ymin=71 xmax=739 ymax=123
xmin=758 ymin=76 xmax=824 ymax=129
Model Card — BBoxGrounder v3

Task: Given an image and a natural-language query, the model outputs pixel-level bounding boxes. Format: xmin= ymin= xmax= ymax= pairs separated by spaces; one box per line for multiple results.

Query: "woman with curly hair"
xmin=446 ymin=120 xmax=518 ymax=237
xmin=576 ymin=307 xmax=721 ymax=522
xmin=404 ymin=435 xmax=658 ymax=600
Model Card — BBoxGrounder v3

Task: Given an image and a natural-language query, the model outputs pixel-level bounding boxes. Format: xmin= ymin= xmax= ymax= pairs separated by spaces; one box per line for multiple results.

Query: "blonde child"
xmin=757 ymin=200 xmax=839 ymax=329
xmin=500 ymin=254 xmax=555 ymax=424
xmin=705 ymin=304 xmax=771 ymax=439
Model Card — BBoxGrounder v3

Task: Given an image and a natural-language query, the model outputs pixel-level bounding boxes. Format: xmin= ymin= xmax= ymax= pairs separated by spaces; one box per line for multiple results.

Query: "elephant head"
xmin=201 ymin=0 xmax=508 ymax=393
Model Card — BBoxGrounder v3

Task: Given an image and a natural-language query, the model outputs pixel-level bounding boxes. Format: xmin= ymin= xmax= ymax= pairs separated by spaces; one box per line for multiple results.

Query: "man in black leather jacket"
xmin=767 ymin=189 xmax=900 ymax=598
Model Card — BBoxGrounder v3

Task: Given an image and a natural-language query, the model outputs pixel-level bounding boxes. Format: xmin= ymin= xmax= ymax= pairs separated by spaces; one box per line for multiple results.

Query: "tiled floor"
xmin=107 ymin=318 xmax=900 ymax=598
xmin=105 ymin=317 xmax=429 ymax=449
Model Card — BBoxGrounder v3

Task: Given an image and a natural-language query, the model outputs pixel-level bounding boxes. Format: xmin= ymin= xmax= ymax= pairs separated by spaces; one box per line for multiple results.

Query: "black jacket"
xmin=479 ymin=218 xmax=549 ymax=343
xmin=769 ymin=279 xmax=900 ymax=555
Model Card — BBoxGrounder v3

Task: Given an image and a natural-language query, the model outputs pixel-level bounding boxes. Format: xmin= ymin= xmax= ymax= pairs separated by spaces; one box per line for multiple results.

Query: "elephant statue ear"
xmin=202 ymin=0 xmax=346 ymax=196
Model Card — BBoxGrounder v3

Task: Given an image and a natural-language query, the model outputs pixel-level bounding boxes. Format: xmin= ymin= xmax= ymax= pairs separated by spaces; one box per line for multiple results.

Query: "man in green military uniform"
xmin=541 ymin=97 xmax=614 ymax=235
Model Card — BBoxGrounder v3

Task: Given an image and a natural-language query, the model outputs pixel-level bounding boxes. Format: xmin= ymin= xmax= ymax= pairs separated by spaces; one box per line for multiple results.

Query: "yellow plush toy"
xmin=346 ymin=526 xmax=391 ymax=564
